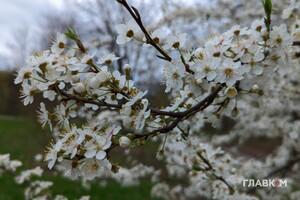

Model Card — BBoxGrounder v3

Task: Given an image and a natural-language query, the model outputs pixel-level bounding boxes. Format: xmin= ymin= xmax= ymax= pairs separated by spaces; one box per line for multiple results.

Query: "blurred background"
xmin=0 ymin=0 xmax=202 ymax=199
xmin=0 ymin=0 xmax=272 ymax=199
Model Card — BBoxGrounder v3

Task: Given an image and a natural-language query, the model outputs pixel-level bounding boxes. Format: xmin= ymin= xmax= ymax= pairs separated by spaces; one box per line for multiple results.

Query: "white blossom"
xmin=116 ymin=20 xmax=140 ymax=45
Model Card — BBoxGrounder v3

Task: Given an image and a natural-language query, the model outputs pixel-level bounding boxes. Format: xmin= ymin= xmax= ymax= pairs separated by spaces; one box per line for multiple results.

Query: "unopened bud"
xmin=225 ymin=87 xmax=238 ymax=98
xmin=196 ymin=78 xmax=202 ymax=84
xmin=111 ymin=164 xmax=120 ymax=173
xmin=251 ymin=84 xmax=259 ymax=91
xmin=251 ymin=84 xmax=264 ymax=96
xmin=257 ymin=89 xmax=264 ymax=96
xmin=231 ymin=107 xmax=239 ymax=117
xmin=74 ymin=82 xmax=86 ymax=93
xmin=119 ymin=136 xmax=131 ymax=148
xmin=124 ymin=64 xmax=131 ymax=80
xmin=156 ymin=149 xmax=164 ymax=160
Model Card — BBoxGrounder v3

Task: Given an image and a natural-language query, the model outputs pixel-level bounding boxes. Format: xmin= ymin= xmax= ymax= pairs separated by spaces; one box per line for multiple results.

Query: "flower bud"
xmin=225 ymin=87 xmax=238 ymax=98
xmin=74 ymin=82 xmax=86 ymax=93
xmin=231 ymin=107 xmax=239 ymax=117
xmin=251 ymin=84 xmax=264 ymax=96
xmin=119 ymin=136 xmax=131 ymax=148
xmin=195 ymin=78 xmax=202 ymax=84
xmin=111 ymin=164 xmax=120 ymax=173
xmin=124 ymin=64 xmax=132 ymax=80
xmin=251 ymin=84 xmax=259 ymax=91
xmin=156 ymin=149 xmax=164 ymax=160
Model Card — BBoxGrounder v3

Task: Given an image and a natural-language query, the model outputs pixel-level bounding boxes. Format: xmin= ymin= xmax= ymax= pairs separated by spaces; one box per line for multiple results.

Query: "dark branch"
xmin=116 ymin=0 xmax=172 ymax=62
xmin=138 ymin=84 xmax=224 ymax=139
xmin=293 ymin=41 xmax=300 ymax=46
xmin=56 ymin=83 xmax=223 ymax=140
xmin=247 ymin=156 xmax=300 ymax=194
xmin=179 ymin=50 xmax=195 ymax=74
xmin=265 ymin=156 xmax=300 ymax=179
xmin=56 ymin=83 xmax=223 ymax=118
xmin=55 ymin=87 xmax=121 ymax=109
xmin=197 ymin=153 xmax=235 ymax=194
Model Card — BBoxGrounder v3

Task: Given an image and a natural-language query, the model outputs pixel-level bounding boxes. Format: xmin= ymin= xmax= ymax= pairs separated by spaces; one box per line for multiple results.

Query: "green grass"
xmin=0 ymin=116 xmax=49 ymax=167
xmin=0 ymin=116 xmax=156 ymax=200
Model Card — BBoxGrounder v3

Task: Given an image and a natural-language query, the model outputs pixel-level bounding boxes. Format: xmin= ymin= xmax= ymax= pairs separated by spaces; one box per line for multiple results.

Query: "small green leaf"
xmin=261 ymin=0 xmax=272 ymax=31
xmin=64 ymin=27 xmax=79 ymax=40
xmin=262 ymin=0 xmax=272 ymax=18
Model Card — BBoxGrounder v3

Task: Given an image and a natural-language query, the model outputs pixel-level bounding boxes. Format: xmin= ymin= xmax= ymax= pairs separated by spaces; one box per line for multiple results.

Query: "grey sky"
xmin=0 ymin=0 xmax=63 ymax=56
xmin=0 ymin=0 xmax=198 ymax=68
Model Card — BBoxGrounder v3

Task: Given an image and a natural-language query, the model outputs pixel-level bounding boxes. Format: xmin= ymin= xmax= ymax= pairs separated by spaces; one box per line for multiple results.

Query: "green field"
xmin=0 ymin=116 xmax=156 ymax=200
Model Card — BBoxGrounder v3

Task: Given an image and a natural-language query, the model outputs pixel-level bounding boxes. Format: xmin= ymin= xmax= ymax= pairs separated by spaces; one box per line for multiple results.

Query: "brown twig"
xmin=74 ymin=39 xmax=87 ymax=53
xmin=179 ymin=49 xmax=195 ymax=74
xmin=136 ymin=84 xmax=224 ymax=139
xmin=116 ymin=0 xmax=172 ymax=62
xmin=247 ymin=156 xmax=300 ymax=194
xmin=293 ymin=41 xmax=300 ymax=46
xmin=265 ymin=156 xmax=300 ymax=179
xmin=197 ymin=153 xmax=235 ymax=194
xmin=56 ymin=81 xmax=223 ymax=120
xmin=55 ymin=87 xmax=121 ymax=109
xmin=56 ymin=82 xmax=223 ymax=140
xmin=57 ymin=89 xmax=183 ymax=117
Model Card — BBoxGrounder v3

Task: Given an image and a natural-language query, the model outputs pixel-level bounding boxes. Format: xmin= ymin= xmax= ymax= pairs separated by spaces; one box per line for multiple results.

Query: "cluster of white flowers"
xmin=14 ymin=0 xmax=300 ymax=199
xmin=15 ymin=166 xmax=90 ymax=200
xmin=0 ymin=153 xmax=90 ymax=200
xmin=14 ymin=29 xmax=155 ymax=180
xmin=112 ymin=164 xmax=156 ymax=186
xmin=44 ymin=125 xmax=119 ymax=178
xmin=147 ymin=1 xmax=300 ymax=199
xmin=15 ymin=166 xmax=43 ymax=184
xmin=0 ymin=154 xmax=22 ymax=174
xmin=21 ymin=178 xmax=90 ymax=200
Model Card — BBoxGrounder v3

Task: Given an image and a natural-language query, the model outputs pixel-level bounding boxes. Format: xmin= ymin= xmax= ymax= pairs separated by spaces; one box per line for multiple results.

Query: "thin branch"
xmin=247 ymin=156 xmax=300 ymax=194
xmin=55 ymin=85 xmax=184 ymax=117
xmin=150 ymin=109 xmax=183 ymax=117
xmin=56 ymin=83 xmax=222 ymax=140
xmin=75 ymin=39 xmax=87 ymax=53
xmin=56 ymin=83 xmax=223 ymax=118
xmin=55 ymin=87 xmax=121 ymax=109
xmin=179 ymin=49 xmax=195 ymax=74
xmin=137 ymin=84 xmax=224 ymax=139
xmin=293 ymin=41 xmax=300 ymax=46
xmin=197 ymin=153 xmax=235 ymax=194
xmin=265 ymin=156 xmax=300 ymax=179
xmin=116 ymin=0 xmax=172 ymax=62
xmin=180 ymin=84 xmax=224 ymax=118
